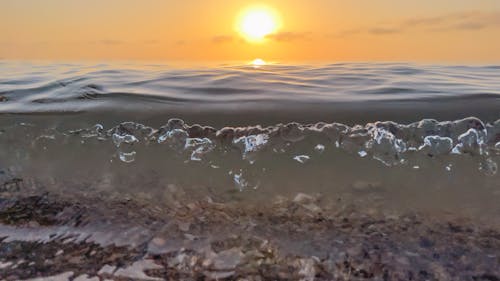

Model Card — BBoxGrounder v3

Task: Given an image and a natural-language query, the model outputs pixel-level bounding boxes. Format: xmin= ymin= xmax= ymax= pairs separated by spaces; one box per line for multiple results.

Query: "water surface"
xmin=1 ymin=61 xmax=499 ymax=125
xmin=0 ymin=61 xmax=499 ymax=279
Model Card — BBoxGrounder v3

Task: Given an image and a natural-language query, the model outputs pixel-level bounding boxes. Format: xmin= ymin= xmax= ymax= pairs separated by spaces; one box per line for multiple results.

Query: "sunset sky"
xmin=2 ymin=0 xmax=500 ymax=62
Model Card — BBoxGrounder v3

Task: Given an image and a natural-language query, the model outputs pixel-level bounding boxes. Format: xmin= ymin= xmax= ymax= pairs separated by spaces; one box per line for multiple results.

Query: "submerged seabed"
xmin=0 ymin=62 xmax=499 ymax=280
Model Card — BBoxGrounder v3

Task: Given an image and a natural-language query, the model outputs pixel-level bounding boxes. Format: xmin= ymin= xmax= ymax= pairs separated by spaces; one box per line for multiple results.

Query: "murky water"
xmin=0 ymin=61 xmax=499 ymax=280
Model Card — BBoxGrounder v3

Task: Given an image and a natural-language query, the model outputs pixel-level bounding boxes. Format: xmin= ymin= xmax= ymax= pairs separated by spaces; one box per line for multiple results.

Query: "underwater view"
xmin=0 ymin=62 xmax=499 ymax=280
xmin=2 ymin=1 xmax=500 ymax=280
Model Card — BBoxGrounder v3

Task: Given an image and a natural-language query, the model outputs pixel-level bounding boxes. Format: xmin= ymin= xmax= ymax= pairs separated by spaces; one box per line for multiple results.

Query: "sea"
xmin=0 ymin=61 xmax=499 ymax=279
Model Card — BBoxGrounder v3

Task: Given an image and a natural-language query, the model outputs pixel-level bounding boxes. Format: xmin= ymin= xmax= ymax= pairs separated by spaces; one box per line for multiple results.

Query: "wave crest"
xmin=11 ymin=117 xmax=491 ymax=179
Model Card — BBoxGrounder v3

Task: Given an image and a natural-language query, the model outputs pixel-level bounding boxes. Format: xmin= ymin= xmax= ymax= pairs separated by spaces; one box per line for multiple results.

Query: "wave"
xmin=65 ymin=117 xmax=500 ymax=170
xmin=0 ymin=117 xmax=498 ymax=194
xmin=1 ymin=62 xmax=500 ymax=120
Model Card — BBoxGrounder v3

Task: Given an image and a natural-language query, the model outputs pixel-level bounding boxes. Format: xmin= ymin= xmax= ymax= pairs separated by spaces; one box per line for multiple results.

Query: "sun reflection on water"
xmin=251 ymin=58 xmax=266 ymax=67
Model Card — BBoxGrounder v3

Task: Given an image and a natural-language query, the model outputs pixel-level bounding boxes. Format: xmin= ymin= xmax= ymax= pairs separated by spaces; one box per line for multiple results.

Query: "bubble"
xmin=453 ymin=128 xmax=485 ymax=155
xmin=278 ymin=123 xmax=305 ymax=142
xmin=314 ymin=144 xmax=325 ymax=153
xmin=158 ymin=129 xmax=189 ymax=151
xmin=293 ymin=155 xmax=310 ymax=164
xmin=81 ymin=124 xmax=104 ymax=138
xmin=232 ymin=170 xmax=259 ymax=191
xmin=119 ymin=151 xmax=136 ymax=163
xmin=112 ymin=133 xmax=138 ymax=148
xmin=233 ymin=134 xmax=269 ymax=161
xmin=109 ymin=122 xmax=155 ymax=141
xmin=419 ymin=136 xmax=453 ymax=156
xmin=190 ymin=146 xmax=213 ymax=161
xmin=185 ymin=137 xmax=212 ymax=149
xmin=365 ymin=127 xmax=406 ymax=166
xmin=479 ymin=158 xmax=498 ymax=176
xmin=445 ymin=164 xmax=452 ymax=172
xmin=185 ymin=138 xmax=214 ymax=162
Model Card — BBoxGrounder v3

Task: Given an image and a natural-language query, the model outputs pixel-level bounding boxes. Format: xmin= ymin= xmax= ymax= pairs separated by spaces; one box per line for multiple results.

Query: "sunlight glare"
xmin=237 ymin=6 xmax=280 ymax=42
xmin=251 ymin=58 xmax=267 ymax=66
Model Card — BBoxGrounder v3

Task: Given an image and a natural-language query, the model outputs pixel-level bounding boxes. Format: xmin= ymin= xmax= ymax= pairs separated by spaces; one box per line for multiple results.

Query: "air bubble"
xmin=119 ymin=151 xmax=136 ymax=163
xmin=185 ymin=138 xmax=214 ymax=162
xmin=314 ymin=144 xmax=325 ymax=153
xmin=293 ymin=155 xmax=310 ymax=164
xmin=233 ymin=134 xmax=269 ymax=162
xmin=445 ymin=164 xmax=452 ymax=172
xmin=480 ymin=158 xmax=498 ymax=176
xmin=112 ymin=133 xmax=138 ymax=148
xmin=419 ymin=136 xmax=453 ymax=156
xmin=232 ymin=170 xmax=259 ymax=191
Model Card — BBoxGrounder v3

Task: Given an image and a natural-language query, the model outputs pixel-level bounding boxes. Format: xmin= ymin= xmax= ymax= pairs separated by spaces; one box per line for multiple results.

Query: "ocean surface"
xmin=1 ymin=61 xmax=499 ymax=211
xmin=1 ymin=61 xmax=500 ymax=124
xmin=0 ymin=61 xmax=499 ymax=279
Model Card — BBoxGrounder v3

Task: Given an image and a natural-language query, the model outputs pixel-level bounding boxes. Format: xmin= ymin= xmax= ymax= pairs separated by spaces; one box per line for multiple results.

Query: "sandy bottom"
xmin=0 ymin=187 xmax=499 ymax=281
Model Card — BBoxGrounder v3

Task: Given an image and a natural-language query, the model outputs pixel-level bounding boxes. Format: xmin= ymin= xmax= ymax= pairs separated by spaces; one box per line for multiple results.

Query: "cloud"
xmin=143 ymin=40 xmax=159 ymax=45
xmin=265 ymin=31 xmax=311 ymax=42
xmin=452 ymin=21 xmax=486 ymax=30
xmin=408 ymin=11 xmax=500 ymax=30
xmin=335 ymin=29 xmax=362 ymax=38
xmin=417 ymin=12 xmax=500 ymax=32
xmin=97 ymin=39 xmax=124 ymax=45
xmin=403 ymin=16 xmax=446 ymax=27
xmin=87 ymin=39 xmax=124 ymax=45
xmin=337 ymin=11 xmax=500 ymax=37
xmin=211 ymin=35 xmax=233 ymax=44
xmin=368 ymin=28 xmax=401 ymax=35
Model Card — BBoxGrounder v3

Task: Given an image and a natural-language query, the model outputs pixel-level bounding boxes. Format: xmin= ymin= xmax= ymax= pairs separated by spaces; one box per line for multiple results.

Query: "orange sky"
xmin=1 ymin=0 xmax=500 ymax=62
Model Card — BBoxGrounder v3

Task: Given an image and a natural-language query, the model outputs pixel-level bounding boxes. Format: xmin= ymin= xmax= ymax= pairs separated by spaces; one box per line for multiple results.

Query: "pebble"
xmin=151 ymin=237 xmax=166 ymax=246
xmin=212 ymin=248 xmax=244 ymax=270
xmin=73 ymin=274 xmax=100 ymax=281
xmin=293 ymin=193 xmax=315 ymax=204
xmin=205 ymin=270 xmax=235 ymax=279
xmin=178 ymin=221 xmax=191 ymax=232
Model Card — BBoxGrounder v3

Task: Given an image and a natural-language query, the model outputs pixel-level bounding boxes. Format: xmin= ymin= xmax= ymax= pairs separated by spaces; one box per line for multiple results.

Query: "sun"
xmin=237 ymin=6 xmax=280 ymax=42
xmin=251 ymin=58 xmax=266 ymax=66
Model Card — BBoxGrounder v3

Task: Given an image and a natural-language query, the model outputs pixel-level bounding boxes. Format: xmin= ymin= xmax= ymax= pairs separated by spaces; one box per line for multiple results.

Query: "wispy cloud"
xmin=175 ymin=40 xmax=187 ymax=46
xmin=403 ymin=16 xmax=446 ymax=27
xmin=143 ymin=40 xmax=159 ymax=45
xmin=336 ymin=29 xmax=362 ymax=38
xmin=421 ymin=12 xmax=500 ymax=32
xmin=97 ymin=39 xmax=124 ymax=45
xmin=338 ymin=11 xmax=500 ymax=37
xmin=265 ymin=31 xmax=311 ymax=42
xmin=211 ymin=35 xmax=233 ymax=44
xmin=451 ymin=21 xmax=486 ymax=30
xmin=367 ymin=28 xmax=401 ymax=35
